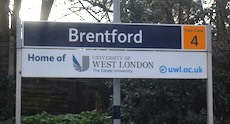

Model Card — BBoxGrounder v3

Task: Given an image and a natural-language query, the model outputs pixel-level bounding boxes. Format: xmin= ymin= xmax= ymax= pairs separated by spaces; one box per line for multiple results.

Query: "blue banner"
xmin=23 ymin=21 xmax=181 ymax=49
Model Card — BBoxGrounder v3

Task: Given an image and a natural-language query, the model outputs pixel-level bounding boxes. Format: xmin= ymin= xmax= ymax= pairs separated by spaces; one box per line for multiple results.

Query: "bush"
xmin=22 ymin=111 xmax=112 ymax=124
xmin=0 ymin=77 xmax=15 ymax=120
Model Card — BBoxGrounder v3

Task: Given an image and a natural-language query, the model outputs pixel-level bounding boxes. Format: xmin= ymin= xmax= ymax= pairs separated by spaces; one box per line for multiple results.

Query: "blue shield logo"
xmin=72 ymin=55 xmax=90 ymax=72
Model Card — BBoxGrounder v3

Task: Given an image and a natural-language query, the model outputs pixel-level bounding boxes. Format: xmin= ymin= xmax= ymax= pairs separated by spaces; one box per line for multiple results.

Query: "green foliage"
xmin=0 ymin=119 xmax=14 ymax=124
xmin=183 ymin=110 xmax=206 ymax=124
xmin=121 ymin=79 xmax=207 ymax=124
xmin=0 ymin=77 xmax=15 ymax=120
xmin=22 ymin=111 xmax=112 ymax=124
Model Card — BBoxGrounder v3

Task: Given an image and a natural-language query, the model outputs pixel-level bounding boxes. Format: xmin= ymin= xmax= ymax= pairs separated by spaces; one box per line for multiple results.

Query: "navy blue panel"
xmin=113 ymin=106 xmax=121 ymax=119
xmin=23 ymin=21 xmax=181 ymax=49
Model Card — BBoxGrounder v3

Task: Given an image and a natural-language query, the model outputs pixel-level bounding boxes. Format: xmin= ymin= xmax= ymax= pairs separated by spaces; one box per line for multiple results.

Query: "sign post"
xmin=16 ymin=21 xmax=22 ymax=124
xmin=207 ymin=25 xmax=213 ymax=124
xmin=113 ymin=1 xmax=121 ymax=124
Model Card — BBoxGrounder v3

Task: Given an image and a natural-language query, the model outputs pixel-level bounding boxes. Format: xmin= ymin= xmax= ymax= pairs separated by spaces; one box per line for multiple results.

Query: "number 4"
xmin=191 ymin=36 xmax=198 ymax=46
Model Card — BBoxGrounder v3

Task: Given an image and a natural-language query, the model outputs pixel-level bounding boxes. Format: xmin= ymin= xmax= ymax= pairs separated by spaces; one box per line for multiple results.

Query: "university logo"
xmin=72 ymin=55 xmax=90 ymax=72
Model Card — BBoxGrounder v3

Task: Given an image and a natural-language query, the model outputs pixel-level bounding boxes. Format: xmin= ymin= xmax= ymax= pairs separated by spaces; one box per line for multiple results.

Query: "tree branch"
xmin=40 ymin=0 xmax=54 ymax=20
xmin=78 ymin=0 xmax=100 ymax=22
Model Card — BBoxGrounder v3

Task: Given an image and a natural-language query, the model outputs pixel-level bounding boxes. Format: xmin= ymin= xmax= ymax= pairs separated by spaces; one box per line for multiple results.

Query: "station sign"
xmin=16 ymin=20 xmax=212 ymax=124
xmin=22 ymin=21 xmax=207 ymax=51
xmin=19 ymin=21 xmax=209 ymax=79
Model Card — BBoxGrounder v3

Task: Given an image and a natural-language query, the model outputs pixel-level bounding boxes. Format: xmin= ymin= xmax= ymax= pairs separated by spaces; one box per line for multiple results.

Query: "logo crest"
xmin=72 ymin=55 xmax=89 ymax=72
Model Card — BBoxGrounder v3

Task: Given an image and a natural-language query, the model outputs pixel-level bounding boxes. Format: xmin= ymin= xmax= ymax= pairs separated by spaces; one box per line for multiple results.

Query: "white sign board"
xmin=21 ymin=49 xmax=207 ymax=79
